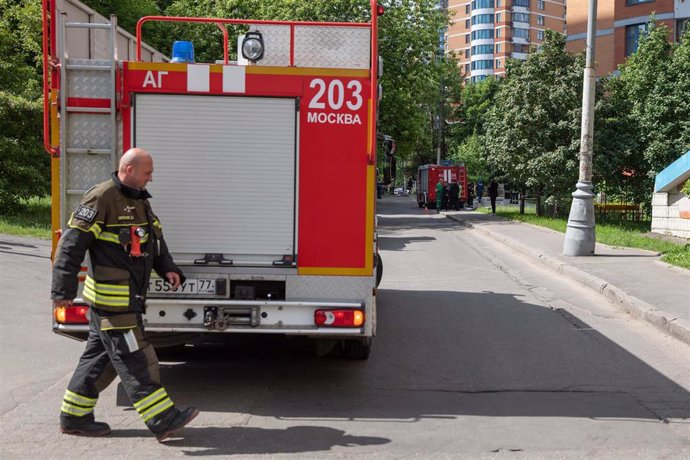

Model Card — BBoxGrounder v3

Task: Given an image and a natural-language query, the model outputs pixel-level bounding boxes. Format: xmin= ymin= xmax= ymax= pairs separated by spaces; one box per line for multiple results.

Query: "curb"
xmin=446 ymin=214 xmax=690 ymax=346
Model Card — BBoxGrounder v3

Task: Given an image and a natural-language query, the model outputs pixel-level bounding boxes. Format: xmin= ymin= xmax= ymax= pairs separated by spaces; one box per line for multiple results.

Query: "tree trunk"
xmin=519 ymin=190 xmax=526 ymax=214
xmin=536 ymin=190 xmax=543 ymax=217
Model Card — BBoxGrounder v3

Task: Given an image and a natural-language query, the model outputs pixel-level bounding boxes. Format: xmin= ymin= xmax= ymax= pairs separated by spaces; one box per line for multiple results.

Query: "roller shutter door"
xmin=135 ymin=94 xmax=296 ymax=264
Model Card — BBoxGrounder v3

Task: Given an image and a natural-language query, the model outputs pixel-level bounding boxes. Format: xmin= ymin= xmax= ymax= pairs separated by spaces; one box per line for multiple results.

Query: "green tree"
xmin=0 ymin=0 xmax=49 ymax=213
xmin=484 ymin=31 xmax=583 ymax=215
xmin=449 ymin=76 xmax=500 ymax=181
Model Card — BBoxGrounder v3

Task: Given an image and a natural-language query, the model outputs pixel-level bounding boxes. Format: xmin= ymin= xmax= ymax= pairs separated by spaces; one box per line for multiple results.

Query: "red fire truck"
xmin=42 ymin=0 xmax=384 ymax=358
xmin=416 ymin=164 xmax=469 ymax=209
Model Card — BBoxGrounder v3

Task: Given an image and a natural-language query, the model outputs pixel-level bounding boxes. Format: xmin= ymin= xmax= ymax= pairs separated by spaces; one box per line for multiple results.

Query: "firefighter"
xmin=52 ymin=148 xmax=198 ymax=442
xmin=449 ymin=179 xmax=460 ymax=211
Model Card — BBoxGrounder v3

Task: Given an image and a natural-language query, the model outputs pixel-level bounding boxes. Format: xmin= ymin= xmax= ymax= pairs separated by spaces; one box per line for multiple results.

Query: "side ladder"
xmin=57 ymin=13 xmax=119 ymax=227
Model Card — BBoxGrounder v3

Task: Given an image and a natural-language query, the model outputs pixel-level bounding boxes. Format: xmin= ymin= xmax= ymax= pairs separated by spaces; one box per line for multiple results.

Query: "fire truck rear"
xmin=43 ymin=0 xmax=384 ymax=359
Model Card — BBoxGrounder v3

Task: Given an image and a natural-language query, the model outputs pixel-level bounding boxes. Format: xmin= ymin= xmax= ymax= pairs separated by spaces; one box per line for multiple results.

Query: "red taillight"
xmin=314 ymin=309 xmax=364 ymax=328
xmin=54 ymin=304 xmax=89 ymax=324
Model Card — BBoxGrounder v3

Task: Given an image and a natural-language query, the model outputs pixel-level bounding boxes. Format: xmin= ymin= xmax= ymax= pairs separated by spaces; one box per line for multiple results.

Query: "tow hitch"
xmin=203 ymin=306 xmax=261 ymax=330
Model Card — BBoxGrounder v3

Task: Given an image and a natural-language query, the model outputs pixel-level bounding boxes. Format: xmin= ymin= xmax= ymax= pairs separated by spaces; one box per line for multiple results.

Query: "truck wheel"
xmin=375 ymin=253 xmax=383 ymax=288
xmin=341 ymin=337 xmax=371 ymax=360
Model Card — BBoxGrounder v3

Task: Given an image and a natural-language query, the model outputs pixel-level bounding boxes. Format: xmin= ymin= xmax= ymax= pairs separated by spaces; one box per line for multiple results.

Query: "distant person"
xmin=377 ymin=183 xmax=383 ymax=199
xmin=476 ymin=181 xmax=484 ymax=207
xmin=449 ymin=180 xmax=460 ymax=211
xmin=488 ymin=179 xmax=499 ymax=214
xmin=466 ymin=182 xmax=473 ymax=210
xmin=435 ymin=179 xmax=444 ymax=213
xmin=441 ymin=180 xmax=450 ymax=211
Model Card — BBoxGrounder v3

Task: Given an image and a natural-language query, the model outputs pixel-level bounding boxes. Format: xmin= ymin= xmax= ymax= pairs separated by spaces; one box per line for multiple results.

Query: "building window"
xmin=496 ymin=43 xmax=502 ymax=52
xmin=471 ymin=59 xmax=494 ymax=70
xmin=472 ymin=14 xmax=495 ymax=25
xmin=472 ymin=0 xmax=495 ymax=9
xmin=471 ymin=29 xmax=495 ymax=39
xmin=466 ymin=34 xmax=471 ymax=43
xmin=537 ymin=0 xmax=545 ymax=10
xmin=512 ymin=12 xmax=530 ymax=23
xmin=537 ymin=30 xmax=544 ymax=40
xmin=537 ymin=15 xmax=544 ymax=25
xmin=466 ymin=18 xmax=471 ymax=28
xmin=626 ymin=0 xmax=654 ymax=5
xmin=465 ymin=48 xmax=471 ymax=58
xmin=513 ymin=0 xmax=530 ymax=7
xmin=496 ymin=12 xmax=502 ymax=23
xmin=495 ymin=58 xmax=502 ymax=68
xmin=472 ymin=75 xmax=488 ymax=83
xmin=465 ymin=63 xmax=471 ymax=73
xmin=495 ymin=27 xmax=502 ymax=37
xmin=466 ymin=4 xmax=471 ymax=14
xmin=514 ymin=27 xmax=529 ymax=39
xmin=472 ymin=44 xmax=495 ymax=54
xmin=497 ymin=0 xmax=502 ymax=6
xmin=677 ymin=19 xmax=690 ymax=42
xmin=626 ymin=23 xmax=648 ymax=56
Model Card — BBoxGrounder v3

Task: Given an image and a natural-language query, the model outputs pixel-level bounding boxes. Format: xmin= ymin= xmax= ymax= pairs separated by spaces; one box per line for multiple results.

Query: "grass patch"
xmin=479 ymin=205 xmax=690 ymax=270
xmin=0 ymin=196 xmax=52 ymax=239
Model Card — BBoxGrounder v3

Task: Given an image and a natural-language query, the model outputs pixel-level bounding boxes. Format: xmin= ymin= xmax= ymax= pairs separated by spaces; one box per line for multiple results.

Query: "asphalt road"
xmin=1 ymin=196 xmax=689 ymax=458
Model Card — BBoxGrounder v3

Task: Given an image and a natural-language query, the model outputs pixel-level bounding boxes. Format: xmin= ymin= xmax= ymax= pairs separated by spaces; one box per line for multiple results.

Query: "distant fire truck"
xmin=42 ymin=0 xmax=385 ymax=358
xmin=416 ymin=164 xmax=469 ymax=209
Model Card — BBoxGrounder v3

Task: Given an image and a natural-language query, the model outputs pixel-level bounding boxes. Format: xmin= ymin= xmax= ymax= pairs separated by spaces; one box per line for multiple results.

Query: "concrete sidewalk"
xmin=443 ymin=209 xmax=690 ymax=346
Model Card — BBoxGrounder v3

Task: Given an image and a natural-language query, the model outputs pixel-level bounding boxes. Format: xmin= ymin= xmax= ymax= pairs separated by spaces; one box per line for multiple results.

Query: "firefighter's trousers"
xmin=60 ymin=307 xmax=180 ymax=434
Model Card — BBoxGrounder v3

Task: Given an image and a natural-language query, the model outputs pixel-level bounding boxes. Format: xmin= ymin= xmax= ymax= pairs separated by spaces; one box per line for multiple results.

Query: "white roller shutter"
xmin=135 ymin=94 xmax=296 ymax=264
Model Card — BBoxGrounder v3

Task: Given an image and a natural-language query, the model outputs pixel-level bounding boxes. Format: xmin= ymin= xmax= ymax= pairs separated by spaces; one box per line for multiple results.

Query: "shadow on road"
xmin=135 ymin=289 xmax=690 ymax=426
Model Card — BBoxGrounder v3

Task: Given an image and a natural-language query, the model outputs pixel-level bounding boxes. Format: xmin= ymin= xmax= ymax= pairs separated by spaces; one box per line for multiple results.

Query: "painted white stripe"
xmin=187 ymin=65 xmax=210 ymax=92
xmin=223 ymin=66 xmax=246 ymax=93
xmin=123 ymin=329 xmax=140 ymax=353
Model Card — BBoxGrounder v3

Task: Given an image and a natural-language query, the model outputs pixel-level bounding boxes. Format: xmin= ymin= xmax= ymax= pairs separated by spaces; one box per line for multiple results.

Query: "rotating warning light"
xmin=242 ymin=32 xmax=265 ymax=62
xmin=171 ymin=41 xmax=195 ymax=63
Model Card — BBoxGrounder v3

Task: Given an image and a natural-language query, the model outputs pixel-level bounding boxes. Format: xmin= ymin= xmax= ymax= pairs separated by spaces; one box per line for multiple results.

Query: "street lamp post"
xmin=563 ymin=0 xmax=597 ymax=256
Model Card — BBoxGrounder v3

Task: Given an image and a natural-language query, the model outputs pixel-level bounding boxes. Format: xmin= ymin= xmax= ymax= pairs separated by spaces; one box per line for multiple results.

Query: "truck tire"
xmin=375 ymin=253 xmax=383 ymax=288
xmin=341 ymin=337 xmax=371 ymax=360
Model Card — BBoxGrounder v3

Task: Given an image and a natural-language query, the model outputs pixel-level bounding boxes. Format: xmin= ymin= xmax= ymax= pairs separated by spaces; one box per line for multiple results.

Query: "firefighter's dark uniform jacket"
xmin=52 ymin=173 xmax=187 ymax=435
xmin=52 ymin=173 xmax=184 ymax=311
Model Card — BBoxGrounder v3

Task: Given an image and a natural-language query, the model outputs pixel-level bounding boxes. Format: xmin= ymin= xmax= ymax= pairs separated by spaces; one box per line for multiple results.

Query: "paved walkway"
xmin=442 ymin=209 xmax=690 ymax=346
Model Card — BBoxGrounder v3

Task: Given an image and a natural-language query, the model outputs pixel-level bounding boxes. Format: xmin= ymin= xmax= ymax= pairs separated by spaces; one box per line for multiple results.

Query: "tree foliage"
xmin=0 ymin=0 xmax=49 ymax=213
xmin=484 ymin=31 xmax=583 ymax=214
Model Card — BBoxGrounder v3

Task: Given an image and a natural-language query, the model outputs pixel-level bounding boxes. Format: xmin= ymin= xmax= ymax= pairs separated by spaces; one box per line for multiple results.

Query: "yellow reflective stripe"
xmin=61 ymin=401 xmax=94 ymax=417
xmin=82 ymin=286 xmax=130 ymax=308
xmin=140 ymin=398 xmax=174 ymax=422
xmin=85 ymin=276 xmax=129 ymax=294
xmin=153 ymin=219 xmax=162 ymax=229
xmin=133 ymin=387 xmax=167 ymax=410
xmin=97 ymin=231 xmax=120 ymax=244
xmin=67 ymin=217 xmax=102 ymax=238
xmin=105 ymin=222 xmax=149 ymax=227
xmin=101 ymin=325 xmax=135 ymax=331
xmin=64 ymin=390 xmax=97 ymax=407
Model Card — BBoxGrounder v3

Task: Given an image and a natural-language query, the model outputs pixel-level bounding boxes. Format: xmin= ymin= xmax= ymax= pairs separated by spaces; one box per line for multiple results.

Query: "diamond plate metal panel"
xmin=66 ymin=153 xmax=112 ymax=191
xmin=67 ymin=114 xmax=112 ymax=150
xmin=294 ymin=26 xmax=370 ymax=69
xmin=248 ymin=25 xmax=291 ymax=67
xmin=287 ymin=276 xmax=374 ymax=301
xmin=90 ymin=15 xmax=111 ymax=60
xmin=66 ymin=59 xmax=113 ymax=99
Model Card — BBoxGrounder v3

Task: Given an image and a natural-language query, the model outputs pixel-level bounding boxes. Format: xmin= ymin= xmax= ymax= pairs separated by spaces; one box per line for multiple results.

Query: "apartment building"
xmin=446 ymin=0 xmax=566 ymax=83
xmin=566 ymin=0 xmax=690 ymax=76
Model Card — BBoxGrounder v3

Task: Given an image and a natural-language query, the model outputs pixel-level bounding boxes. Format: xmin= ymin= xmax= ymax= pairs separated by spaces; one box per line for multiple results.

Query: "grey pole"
xmin=564 ymin=0 xmax=597 ymax=256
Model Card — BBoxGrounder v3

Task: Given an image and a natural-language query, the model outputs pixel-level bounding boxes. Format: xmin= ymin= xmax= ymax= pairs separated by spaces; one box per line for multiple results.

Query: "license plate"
xmin=148 ymin=277 xmax=216 ymax=295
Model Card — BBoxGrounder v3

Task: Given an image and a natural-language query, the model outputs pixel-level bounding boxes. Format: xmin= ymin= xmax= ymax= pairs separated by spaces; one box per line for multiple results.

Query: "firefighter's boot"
xmin=154 ymin=406 xmax=199 ymax=442
xmin=60 ymin=413 xmax=111 ymax=437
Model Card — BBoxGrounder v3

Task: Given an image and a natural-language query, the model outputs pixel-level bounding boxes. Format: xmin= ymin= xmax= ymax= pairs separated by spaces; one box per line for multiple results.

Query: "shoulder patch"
xmin=74 ymin=205 xmax=98 ymax=223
